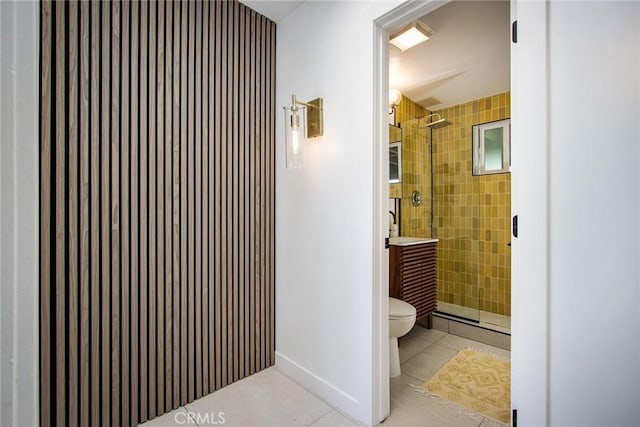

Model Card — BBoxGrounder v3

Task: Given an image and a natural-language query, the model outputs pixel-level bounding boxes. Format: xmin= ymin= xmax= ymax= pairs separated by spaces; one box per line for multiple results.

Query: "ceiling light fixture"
xmin=389 ymin=21 xmax=434 ymax=52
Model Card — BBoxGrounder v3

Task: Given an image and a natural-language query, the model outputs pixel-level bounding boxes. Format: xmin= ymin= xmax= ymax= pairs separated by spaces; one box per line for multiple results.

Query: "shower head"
xmin=421 ymin=114 xmax=451 ymax=129
xmin=425 ymin=117 xmax=447 ymax=127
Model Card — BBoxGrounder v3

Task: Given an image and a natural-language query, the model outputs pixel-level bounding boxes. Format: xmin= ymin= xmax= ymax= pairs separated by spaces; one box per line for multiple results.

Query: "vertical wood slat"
xmin=110 ymin=3 xmax=121 ymax=426
xmin=165 ymin=0 xmax=175 ymax=412
xmin=53 ymin=2 xmax=66 ymax=425
xmin=179 ymin=0 xmax=188 ymax=406
xmin=171 ymin=0 xmax=181 ymax=409
xmin=259 ymin=11 xmax=267 ymax=372
xmin=202 ymin=0 xmax=211 ymax=397
xmin=120 ymin=1 xmax=131 ymax=425
xmin=268 ymin=10 xmax=276 ymax=367
xmin=100 ymin=2 xmax=112 ymax=424
xmin=220 ymin=0 xmax=229 ymax=389
xmin=130 ymin=1 xmax=140 ymax=424
xmin=206 ymin=0 xmax=215 ymax=393
xmin=194 ymin=0 xmax=203 ymax=401
xmin=187 ymin=0 xmax=196 ymax=404
xmin=248 ymin=8 xmax=256 ymax=377
xmin=67 ymin=3 xmax=79 ymax=426
xmin=139 ymin=1 xmax=149 ymax=421
xmin=184 ymin=2 xmax=196 ymax=402
xmin=214 ymin=0 xmax=223 ymax=392
xmin=79 ymin=3 xmax=90 ymax=426
xmin=242 ymin=9 xmax=250 ymax=379
xmin=156 ymin=0 xmax=166 ymax=416
xmin=148 ymin=1 xmax=158 ymax=420
xmin=41 ymin=2 xmax=276 ymax=426
xmin=89 ymin=2 xmax=101 ymax=426
xmin=253 ymin=9 xmax=261 ymax=377
xmin=238 ymin=2 xmax=246 ymax=381
xmin=231 ymin=0 xmax=240 ymax=384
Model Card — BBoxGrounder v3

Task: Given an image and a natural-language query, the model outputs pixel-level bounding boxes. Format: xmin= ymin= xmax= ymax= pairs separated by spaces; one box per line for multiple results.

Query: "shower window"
xmin=472 ymin=119 xmax=510 ymax=175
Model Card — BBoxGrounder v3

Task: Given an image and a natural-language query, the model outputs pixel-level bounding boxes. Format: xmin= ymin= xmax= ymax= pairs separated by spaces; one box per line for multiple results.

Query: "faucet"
xmin=389 ymin=211 xmax=399 ymax=237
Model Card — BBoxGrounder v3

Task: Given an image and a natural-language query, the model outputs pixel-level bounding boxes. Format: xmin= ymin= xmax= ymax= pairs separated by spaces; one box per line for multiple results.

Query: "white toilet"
xmin=389 ymin=297 xmax=417 ymax=378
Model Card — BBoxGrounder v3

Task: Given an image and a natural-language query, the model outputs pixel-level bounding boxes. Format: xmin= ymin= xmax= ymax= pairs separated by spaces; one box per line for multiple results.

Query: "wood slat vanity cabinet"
xmin=389 ymin=239 xmax=438 ymax=328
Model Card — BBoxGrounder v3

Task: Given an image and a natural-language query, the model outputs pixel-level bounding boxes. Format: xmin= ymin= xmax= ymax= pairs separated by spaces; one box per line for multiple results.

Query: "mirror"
xmin=389 ymin=143 xmax=401 ymax=183
xmin=389 ymin=124 xmax=402 ymax=183
xmin=472 ymin=118 xmax=510 ymax=175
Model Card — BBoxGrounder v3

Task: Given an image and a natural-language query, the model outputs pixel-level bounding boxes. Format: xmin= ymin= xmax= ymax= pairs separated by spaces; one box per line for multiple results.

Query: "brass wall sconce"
xmin=283 ymin=94 xmax=324 ymax=168
xmin=389 ymin=89 xmax=402 ymax=125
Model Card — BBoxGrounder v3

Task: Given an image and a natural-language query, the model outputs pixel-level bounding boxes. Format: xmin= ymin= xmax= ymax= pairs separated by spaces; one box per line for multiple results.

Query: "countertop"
xmin=389 ymin=236 xmax=439 ymax=246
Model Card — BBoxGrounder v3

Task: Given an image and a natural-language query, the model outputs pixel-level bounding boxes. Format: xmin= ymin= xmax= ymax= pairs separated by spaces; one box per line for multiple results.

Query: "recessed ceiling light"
xmin=390 ymin=21 xmax=434 ymax=52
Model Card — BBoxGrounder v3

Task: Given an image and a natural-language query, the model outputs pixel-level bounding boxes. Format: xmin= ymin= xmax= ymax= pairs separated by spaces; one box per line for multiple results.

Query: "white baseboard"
xmin=275 ymin=351 xmax=365 ymax=425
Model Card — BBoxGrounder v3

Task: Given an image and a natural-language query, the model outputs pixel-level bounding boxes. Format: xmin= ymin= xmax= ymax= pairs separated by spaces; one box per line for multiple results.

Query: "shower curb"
xmin=422 ymin=313 xmax=511 ymax=351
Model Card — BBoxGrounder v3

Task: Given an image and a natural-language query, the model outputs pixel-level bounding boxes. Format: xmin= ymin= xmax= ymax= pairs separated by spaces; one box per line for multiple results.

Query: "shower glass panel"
xmin=396 ymin=118 xmax=433 ymax=240
xmin=395 ymin=107 xmax=512 ymax=328
xmin=431 ymin=144 xmax=481 ymax=322
xmin=430 ymin=101 xmax=512 ymax=331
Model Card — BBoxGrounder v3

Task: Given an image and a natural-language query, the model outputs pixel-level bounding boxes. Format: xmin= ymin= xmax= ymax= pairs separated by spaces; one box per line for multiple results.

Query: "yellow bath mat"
xmin=422 ymin=348 xmax=511 ymax=424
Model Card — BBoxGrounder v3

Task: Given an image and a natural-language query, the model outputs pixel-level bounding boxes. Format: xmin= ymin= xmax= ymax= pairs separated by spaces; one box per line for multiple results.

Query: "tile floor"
xmin=139 ymin=327 xmax=510 ymax=427
xmin=387 ymin=326 xmax=510 ymax=427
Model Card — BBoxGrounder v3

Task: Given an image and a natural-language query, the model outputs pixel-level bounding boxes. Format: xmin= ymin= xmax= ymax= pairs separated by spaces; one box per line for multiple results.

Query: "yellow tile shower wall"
xmin=432 ymin=92 xmax=511 ymax=316
xmin=396 ymin=96 xmax=427 ymax=125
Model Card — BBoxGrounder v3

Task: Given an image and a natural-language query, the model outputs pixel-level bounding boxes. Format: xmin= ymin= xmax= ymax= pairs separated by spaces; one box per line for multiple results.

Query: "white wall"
xmin=0 ymin=1 xmax=39 ymax=426
xmin=547 ymin=2 xmax=639 ymax=425
xmin=275 ymin=2 xmax=400 ymax=425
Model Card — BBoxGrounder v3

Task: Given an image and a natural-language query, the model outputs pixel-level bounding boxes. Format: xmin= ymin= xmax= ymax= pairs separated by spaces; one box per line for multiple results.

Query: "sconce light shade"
xmin=283 ymin=94 xmax=324 ymax=169
xmin=284 ymin=106 xmax=304 ymax=168
xmin=389 ymin=89 xmax=402 ymax=125
xmin=389 ymin=89 xmax=402 ymax=107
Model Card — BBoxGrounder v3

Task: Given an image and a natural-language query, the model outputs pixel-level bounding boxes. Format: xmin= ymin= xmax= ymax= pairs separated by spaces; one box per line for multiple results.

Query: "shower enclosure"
xmin=395 ymin=93 xmax=511 ymax=332
xmin=433 ymin=95 xmax=511 ymax=331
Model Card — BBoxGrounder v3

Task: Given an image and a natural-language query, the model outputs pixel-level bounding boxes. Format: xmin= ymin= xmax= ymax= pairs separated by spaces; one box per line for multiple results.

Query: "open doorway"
xmin=389 ymin=0 xmax=512 ymax=335
xmin=374 ymin=1 xmax=513 ymax=424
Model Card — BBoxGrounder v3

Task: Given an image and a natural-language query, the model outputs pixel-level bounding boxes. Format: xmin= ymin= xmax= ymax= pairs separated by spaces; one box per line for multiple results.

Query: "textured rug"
xmin=422 ymin=348 xmax=511 ymax=424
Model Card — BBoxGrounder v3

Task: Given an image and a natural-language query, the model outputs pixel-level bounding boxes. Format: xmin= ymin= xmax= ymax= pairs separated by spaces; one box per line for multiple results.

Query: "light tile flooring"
xmin=138 ymin=367 xmax=358 ymax=427
xmin=387 ymin=326 xmax=510 ymax=427
xmin=140 ymin=327 xmax=510 ymax=427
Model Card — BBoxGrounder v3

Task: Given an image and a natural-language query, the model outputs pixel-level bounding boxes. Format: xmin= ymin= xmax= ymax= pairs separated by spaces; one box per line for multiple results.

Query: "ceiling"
xmin=240 ymin=0 xmax=303 ymax=23
xmin=240 ymin=0 xmax=510 ymax=111
xmin=390 ymin=0 xmax=511 ymax=111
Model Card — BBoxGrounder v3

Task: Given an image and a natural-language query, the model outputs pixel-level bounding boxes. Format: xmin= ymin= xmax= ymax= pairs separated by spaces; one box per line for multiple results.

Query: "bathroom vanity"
xmin=389 ymin=237 xmax=438 ymax=328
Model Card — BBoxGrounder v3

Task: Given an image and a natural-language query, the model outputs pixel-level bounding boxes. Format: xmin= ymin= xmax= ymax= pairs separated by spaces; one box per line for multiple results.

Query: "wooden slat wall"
xmin=39 ymin=1 xmax=276 ymax=426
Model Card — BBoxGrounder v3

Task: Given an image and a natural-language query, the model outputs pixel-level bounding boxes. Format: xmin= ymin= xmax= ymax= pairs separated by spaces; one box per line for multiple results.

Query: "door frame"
xmin=372 ymin=1 xmax=452 ymax=423
xmin=372 ymin=1 xmax=550 ymax=424
xmin=509 ymin=1 xmax=550 ymax=425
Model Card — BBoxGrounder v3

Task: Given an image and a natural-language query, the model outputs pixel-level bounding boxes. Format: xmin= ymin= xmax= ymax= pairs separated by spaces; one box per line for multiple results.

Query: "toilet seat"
xmin=389 ymin=297 xmax=416 ymax=320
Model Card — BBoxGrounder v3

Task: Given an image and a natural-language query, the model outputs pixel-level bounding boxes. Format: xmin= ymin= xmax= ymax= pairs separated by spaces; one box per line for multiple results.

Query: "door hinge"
xmin=512 ymin=20 xmax=518 ymax=43
xmin=512 ymin=215 xmax=518 ymax=238
xmin=512 ymin=409 xmax=518 ymax=427
xmin=385 ymin=237 xmax=390 ymax=249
